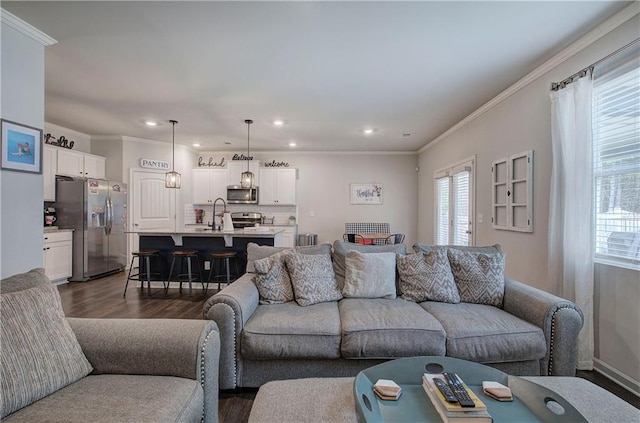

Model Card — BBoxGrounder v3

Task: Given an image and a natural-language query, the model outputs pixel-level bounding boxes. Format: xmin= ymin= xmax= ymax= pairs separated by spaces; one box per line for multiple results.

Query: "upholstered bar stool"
xmin=207 ymin=250 xmax=240 ymax=293
xmin=167 ymin=249 xmax=204 ymax=297
xmin=123 ymin=249 xmax=165 ymax=297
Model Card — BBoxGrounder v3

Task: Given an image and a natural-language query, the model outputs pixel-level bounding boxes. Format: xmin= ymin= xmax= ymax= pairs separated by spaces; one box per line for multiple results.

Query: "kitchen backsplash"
xmin=184 ymin=203 xmax=297 ymax=226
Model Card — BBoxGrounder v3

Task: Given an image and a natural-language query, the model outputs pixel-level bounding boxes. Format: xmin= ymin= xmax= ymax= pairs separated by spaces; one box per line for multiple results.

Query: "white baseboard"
xmin=593 ymin=358 xmax=640 ymax=398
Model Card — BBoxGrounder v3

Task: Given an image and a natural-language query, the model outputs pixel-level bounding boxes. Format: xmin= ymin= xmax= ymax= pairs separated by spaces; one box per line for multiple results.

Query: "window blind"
xmin=593 ymin=59 xmax=640 ymax=262
xmin=453 ymin=170 xmax=470 ymax=246
xmin=436 ymin=177 xmax=449 ymax=245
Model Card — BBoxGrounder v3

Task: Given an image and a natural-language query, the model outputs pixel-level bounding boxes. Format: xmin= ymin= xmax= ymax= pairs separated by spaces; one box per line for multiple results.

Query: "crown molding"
xmin=418 ymin=2 xmax=640 ymax=154
xmin=1 ymin=8 xmax=57 ymax=46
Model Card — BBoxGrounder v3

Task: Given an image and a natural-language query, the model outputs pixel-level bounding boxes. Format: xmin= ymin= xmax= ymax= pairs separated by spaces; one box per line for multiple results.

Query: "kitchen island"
xmin=129 ymin=228 xmax=284 ymax=286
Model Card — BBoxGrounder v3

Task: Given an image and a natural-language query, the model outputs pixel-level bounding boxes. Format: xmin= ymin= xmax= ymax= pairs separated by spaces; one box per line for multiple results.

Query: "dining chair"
xmin=385 ymin=234 xmax=405 ymax=245
xmin=344 ymin=234 xmax=366 ymax=244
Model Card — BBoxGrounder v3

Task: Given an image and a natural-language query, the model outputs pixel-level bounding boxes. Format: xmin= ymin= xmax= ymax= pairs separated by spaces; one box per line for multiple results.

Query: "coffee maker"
xmin=44 ymin=206 xmax=57 ymax=227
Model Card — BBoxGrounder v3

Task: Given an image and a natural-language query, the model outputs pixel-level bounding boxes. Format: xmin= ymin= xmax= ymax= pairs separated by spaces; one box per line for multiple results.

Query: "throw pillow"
xmin=447 ymin=249 xmax=506 ymax=307
xmin=253 ymin=251 xmax=294 ymax=304
xmin=343 ymin=250 xmax=396 ymax=299
xmin=1 ymin=284 xmax=93 ymax=418
xmin=285 ymin=252 xmax=342 ymax=306
xmin=413 ymin=243 xmax=503 ymax=255
xmin=246 ymin=242 xmax=332 ymax=273
xmin=396 ymin=250 xmax=460 ymax=303
xmin=332 ymin=240 xmax=407 ymax=289
xmin=0 ymin=267 xmax=50 ymax=294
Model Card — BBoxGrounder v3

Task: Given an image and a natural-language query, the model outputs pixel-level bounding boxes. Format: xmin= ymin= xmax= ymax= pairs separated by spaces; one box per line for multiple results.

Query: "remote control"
xmin=443 ymin=373 xmax=475 ymax=407
xmin=433 ymin=378 xmax=458 ymax=403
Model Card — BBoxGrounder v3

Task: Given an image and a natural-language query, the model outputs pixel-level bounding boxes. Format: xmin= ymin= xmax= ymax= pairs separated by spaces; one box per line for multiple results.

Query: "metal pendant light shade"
xmin=241 ymin=119 xmax=254 ymax=188
xmin=165 ymin=119 xmax=181 ymax=189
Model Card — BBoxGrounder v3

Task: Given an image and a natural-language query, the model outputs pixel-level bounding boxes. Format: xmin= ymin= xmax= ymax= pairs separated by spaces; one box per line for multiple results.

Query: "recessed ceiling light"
xmin=363 ymin=128 xmax=375 ymax=135
xmin=273 ymin=120 xmax=285 ymax=126
xmin=192 ymin=143 xmax=201 ymax=147
xmin=145 ymin=120 xmax=158 ymax=127
xmin=289 ymin=142 xmax=297 ymax=147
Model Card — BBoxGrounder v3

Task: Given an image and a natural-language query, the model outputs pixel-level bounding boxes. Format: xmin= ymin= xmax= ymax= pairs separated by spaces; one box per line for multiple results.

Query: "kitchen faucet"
xmin=210 ymin=197 xmax=227 ymax=230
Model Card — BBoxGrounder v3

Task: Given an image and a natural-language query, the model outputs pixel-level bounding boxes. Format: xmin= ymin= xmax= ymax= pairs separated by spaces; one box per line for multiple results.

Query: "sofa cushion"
xmin=421 ymin=302 xmax=547 ymax=363
xmin=0 ymin=267 xmax=50 ymax=294
xmin=246 ymin=242 xmax=332 ymax=273
xmin=339 ymin=298 xmax=446 ymax=358
xmin=332 ymin=240 xmax=407 ymax=289
xmin=286 ymin=252 xmax=343 ymax=306
xmin=412 ymin=243 xmax=503 ymax=254
xmin=1 ymin=284 xmax=93 ymax=418
xmin=396 ymin=250 xmax=460 ymax=304
xmin=1 ymin=374 xmax=203 ymax=423
xmin=242 ymin=302 xmax=341 ymax=359
xmin=447 ymin=249 xmax=505 ymax=307
xmin=342 ymin=251 xmax=396 ymax=299
xmin=253 ymin=251 xmax=294 ymax=304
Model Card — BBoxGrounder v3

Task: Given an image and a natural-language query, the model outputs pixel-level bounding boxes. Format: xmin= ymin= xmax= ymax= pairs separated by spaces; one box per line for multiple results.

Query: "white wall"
xmin=417 ymin=15 xmax=639 ymax=387
xmin=1 ymin=16 xmax=50 ymax=278
xmin=197 ymin=151 xmax=419 ymax=246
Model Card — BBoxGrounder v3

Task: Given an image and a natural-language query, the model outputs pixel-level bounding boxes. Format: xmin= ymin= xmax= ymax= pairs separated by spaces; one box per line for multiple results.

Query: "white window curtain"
xmin=548 ymin=76 xmax=594 ymax=370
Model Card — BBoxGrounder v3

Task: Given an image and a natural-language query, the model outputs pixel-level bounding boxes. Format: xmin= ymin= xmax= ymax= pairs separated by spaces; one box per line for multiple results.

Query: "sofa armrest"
xmin=67 ymin=318 xmax=220 ymax=423
xmin=502 ymin=278 xmax=584 ymax=376
xmin=202 ymin=273 xmax=259 ymax=389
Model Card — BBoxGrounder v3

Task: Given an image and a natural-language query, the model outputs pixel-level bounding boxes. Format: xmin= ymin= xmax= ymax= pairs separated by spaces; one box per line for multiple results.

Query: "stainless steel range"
xmin=231 ymin=212 xmax=262 ymax=228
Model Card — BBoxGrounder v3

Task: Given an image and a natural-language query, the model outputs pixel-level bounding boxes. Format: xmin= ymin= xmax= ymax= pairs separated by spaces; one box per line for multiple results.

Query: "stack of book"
xmin=422 ymin=374 xmax=492 ymax=423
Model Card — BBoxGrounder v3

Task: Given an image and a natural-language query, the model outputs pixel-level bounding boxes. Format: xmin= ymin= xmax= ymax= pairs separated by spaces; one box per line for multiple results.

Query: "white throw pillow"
xmin=343 ymin=250 xmax=396 ymax=299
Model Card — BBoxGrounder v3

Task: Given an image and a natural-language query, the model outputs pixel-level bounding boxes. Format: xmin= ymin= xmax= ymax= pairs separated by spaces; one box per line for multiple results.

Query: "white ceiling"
xmin=3 ymin=1 xmax=630 ymax=152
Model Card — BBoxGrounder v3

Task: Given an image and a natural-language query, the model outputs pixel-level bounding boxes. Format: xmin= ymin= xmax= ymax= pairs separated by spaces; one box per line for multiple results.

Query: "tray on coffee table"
xmin=354 ymin=356 xmax=587 ymax=422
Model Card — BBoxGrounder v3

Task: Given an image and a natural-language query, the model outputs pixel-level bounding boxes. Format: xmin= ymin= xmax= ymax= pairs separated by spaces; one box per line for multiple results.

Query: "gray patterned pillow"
xmin=396 ymin=250 xmax=460 ymax=303
xmin=285 ymin=252 xmax=342 ymax=306
xmin=343 ymin=250 xmax=396 ymax=299
xmin=253 ymin=251 xmax=294 ymax=304
xmin=246 ymin=242 xmax=332 ymax=273
xmin=1 ymin=284 xmax=93 ymax=418
xmin=447 ymin=249 xmax=505 ymax=307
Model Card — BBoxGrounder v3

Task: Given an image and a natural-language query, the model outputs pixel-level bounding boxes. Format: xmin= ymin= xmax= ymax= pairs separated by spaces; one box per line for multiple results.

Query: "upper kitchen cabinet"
xmin=227 ymin=160 xmax=260 ymax=187
xmin=43 ymin=145 xmax=57 ymax=201
xmin=56 ymin=149 xmax=106 ymax=179
xmin=192 ymin=168 xmax=228 ymax=204
xmin=259 ymin=168 xmax=297 ymax=205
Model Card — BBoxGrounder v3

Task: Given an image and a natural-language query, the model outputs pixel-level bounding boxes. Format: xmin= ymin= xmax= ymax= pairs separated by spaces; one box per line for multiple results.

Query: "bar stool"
xmin=167 ymin=250 xmax=204 ymax=297
xmin=207 ymin=250 xmax=240 ymax=293
xmin=123 ymin=249 xmax=165 ymax=297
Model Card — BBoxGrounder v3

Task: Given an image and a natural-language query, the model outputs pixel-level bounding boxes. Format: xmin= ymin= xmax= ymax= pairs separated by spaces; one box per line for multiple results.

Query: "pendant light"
xmin=165 ymin=119 xmax=181 ymax=189
xmin=240 ymin=119 xmax=255 ymax=188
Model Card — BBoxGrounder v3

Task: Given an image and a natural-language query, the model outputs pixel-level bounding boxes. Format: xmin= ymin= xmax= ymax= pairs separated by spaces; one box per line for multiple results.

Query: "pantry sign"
xmin=140 ymin=158 xmax=170 ymax=170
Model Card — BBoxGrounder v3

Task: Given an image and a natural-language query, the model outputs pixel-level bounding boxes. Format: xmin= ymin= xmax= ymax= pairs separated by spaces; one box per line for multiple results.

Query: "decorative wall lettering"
xmin=139 ymin=158 xmax=170 ymax=170
xmin=350 ymin=183 xmax=383 ymax=205
xmin=44 ymin=133 xmax=75 ymax=149
xmin=232 ymin=153 xmax=253 ymax=161
xmin=197 ymin=156 xmax=226 ymax=167
xmin=264 ymin=160 xmax=290 ymax=168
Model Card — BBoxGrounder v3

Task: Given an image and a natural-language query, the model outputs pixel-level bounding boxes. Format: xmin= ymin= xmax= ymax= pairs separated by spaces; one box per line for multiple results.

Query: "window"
xmin=593 ymin=50 xmax=640 ymax=267
xmin=434 ymin=158 xmax=474 ymax=246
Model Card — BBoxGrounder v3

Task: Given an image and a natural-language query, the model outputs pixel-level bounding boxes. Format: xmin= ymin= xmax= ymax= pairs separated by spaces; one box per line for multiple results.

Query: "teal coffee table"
xmin=354 ymin=356 xmax=587 ymax=423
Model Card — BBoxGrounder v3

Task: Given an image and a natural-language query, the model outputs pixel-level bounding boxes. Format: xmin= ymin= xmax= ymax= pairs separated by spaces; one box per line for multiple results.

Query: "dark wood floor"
xmin=57 ymin=271 xmax=638 ymax=423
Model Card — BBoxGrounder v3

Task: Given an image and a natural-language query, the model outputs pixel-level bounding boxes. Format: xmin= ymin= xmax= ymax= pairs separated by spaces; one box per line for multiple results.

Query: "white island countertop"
xmin=129 ymin=227 xmax=284 ymax=238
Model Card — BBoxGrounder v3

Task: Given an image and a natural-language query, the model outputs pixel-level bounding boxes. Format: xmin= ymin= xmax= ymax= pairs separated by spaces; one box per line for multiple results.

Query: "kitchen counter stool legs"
xmin=123 ymin=250 xmax=165 ymax=297
xmin=207 ymin=251 xmax=239 ymax=293
xmin=167 ymin=250 xmax=204 ymax=297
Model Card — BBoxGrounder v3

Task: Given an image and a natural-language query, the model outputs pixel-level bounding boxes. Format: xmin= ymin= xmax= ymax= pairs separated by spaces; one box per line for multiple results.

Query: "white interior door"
xmin=130 ymin=169 xmax=177 ymax=254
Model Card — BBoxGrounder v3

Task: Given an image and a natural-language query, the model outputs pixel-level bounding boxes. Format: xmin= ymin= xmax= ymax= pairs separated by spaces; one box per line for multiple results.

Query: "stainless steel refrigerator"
xmin=56 ymin=177 xmax=127 ymax=281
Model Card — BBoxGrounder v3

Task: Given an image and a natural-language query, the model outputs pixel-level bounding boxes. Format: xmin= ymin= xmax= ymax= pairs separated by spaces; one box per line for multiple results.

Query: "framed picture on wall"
xmin=1 ymin=119 xmax=43 ymax=174
xmin=350 ymin=183 xmax=383 ymax=205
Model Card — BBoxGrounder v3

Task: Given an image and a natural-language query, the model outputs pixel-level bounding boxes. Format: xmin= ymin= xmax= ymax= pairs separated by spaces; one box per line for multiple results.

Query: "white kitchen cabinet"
xmin=192 ymin=168 xmax=228 ymax=204
xmin=43 ymin=231 xmax=73 ymax=283
xmin=227 ymin=160 xmax=260 ymax=187
xmin=57 ymin=149 xmax=106 ymax=178
xmin=43 ymin=146 xmax=57 ymax=201
xmin=259 ymin=168 xmax=297 ymax=205
xmin=271 ymin=225 xmax=297 ymax=248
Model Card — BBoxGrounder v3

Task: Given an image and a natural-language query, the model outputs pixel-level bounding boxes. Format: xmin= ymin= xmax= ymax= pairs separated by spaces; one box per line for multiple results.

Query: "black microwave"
xmin=227 ymin=186 xmax=258 ymax=204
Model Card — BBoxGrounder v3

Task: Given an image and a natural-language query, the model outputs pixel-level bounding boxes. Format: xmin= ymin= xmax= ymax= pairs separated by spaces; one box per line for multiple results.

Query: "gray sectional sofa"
xmin=1 ymin=268 xmax=220 ymax=423
xmin=203 ymin=241 xmax=584 ymax=390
